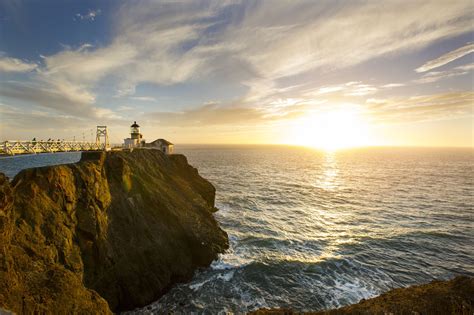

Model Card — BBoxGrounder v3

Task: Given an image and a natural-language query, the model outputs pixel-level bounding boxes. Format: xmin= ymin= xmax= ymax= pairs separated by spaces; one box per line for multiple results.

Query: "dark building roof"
xmin=131 ymin=121 xmax=140 ymax=128
xmin=150 ymin=138 xmax=174 ymax=145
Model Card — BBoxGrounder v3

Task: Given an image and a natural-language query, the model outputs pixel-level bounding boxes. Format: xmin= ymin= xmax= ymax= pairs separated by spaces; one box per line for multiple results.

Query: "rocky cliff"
xmin=250 ymin=276 xmax=474 ymax=315
xmin=0 ymin=149 xmax=229 ymax=313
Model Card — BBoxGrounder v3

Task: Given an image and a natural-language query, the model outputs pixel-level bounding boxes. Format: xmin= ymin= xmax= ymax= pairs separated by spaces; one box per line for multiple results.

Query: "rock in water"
xmin=250 ymin=276 xmax=474 ymax=315
xmin=0 ymin=149 xmax=229 ymax=313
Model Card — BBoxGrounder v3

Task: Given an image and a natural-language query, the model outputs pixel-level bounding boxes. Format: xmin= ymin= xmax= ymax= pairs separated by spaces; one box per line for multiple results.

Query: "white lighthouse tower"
xmin=123 ymin=121 xmax=145 ymax=148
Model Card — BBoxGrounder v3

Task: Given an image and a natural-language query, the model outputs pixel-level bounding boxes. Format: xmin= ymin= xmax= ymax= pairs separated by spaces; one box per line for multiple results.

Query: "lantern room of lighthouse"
xmin=130 ymin=121 xmax=142 ymax=140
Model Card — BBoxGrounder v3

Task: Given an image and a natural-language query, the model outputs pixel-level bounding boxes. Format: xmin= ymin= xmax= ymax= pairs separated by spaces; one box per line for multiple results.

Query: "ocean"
xmin=1 ymin=145 xmax=473 ymax=313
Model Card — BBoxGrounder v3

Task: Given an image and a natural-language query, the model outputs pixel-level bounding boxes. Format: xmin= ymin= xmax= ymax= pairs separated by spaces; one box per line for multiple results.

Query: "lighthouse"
xmin=130 ymin=121 xmax=142 ymax=141
xmin=123 ymin=121 xmax=145 ymax=148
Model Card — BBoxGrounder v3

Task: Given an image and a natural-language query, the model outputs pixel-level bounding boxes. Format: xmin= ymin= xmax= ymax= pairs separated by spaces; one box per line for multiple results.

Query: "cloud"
xmin=145 ymin=95 xmax=334 ymax=128
xmin=308 ymin=82 xmax=378 ymax=97
xmin=146 ymin=90 xmax=474 ymax=129
xmin=344 ymin=84 xmax=378 ymax=96
xmin=382 ymin=83 xmax=405 ymax=88
xmin=366 ymin=92 xmax=474 ymax=123
xmin=0 ymin=81 xmax=120 ymax=120
xmin=455 ymin=63 xmax=474 ymax=71
xmin=2 ymin=0 xmax=473 ymax=135
xmin=0 ymin=103 xmax=98 ymax=140
xmin=117 ymin=106 xmax=134 ymax=111
xmin=366 ymin=98 xmax=387 ymax=105
xmin=41 ymin=42 xmax=136 ymax=84
xmin=38 ymin=7 xmax=228 ymax=98
xmin=0 ymin=101 xmax=128 ymax=141
xmin=229 ymin=1 xmax=472 ymax=102
xmin=33 ymin=1 xmax=473 ymax=104
xmin=0 ymin=56 xmax=37 ymax=73
xmin=129 ymin=96 xmax=156 ymax=102
xmin=415 ymin=43 xmax=474 ymax=73
xmin=0 ymin=81 xmax=91 ymax=113
xmin=317 ymin=86 xmax=345 ymax=94
xmin=148 ymin=103 xmax=267 ymax=127
xmin=75 ymin=9 xmax=101 ymax=21
xmin=414 ymin=63 xmax=474 ymax=84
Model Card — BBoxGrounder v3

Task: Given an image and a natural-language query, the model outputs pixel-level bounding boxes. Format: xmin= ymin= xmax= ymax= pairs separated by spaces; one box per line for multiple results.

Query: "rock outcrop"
xmin=250 ymin=276 xmax=474 ymax=315
xmin=0 ymin=149 xmax=229 ymax=313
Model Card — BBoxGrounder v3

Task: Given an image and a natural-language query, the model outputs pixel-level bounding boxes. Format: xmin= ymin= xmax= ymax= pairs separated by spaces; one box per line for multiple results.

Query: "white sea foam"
xmin=217 ymin=270 xmax=235 ymax=281
xmin=189 ymin=278 xmax=213 ymax=291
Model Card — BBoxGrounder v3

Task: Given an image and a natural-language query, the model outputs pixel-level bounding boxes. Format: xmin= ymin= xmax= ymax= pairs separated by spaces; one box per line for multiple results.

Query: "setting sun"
xmin=288 ymin=107 xmax=373 ymax=150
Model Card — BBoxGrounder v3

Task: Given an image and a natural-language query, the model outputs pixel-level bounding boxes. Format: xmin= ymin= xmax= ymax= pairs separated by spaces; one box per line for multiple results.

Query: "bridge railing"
xmin=0 ymin=140 xmax=109 ymax=156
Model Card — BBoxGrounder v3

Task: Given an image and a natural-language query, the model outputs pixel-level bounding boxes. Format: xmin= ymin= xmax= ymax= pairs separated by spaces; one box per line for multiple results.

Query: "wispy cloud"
xmin=129 ymin=96 xmax=156 ymax=102
xmin=345 ymin=84 xmax=378 ymax=96
xmin=0 ymin=81 xmax=119 ymax=120
xmin=232 ymin=1 xmax=472 ymax=102
xmin=414 ymin=63 xmax=474 ymax=84
xmin=148 ymin=103 xmax=268 ymax=127
xmin=147 ymin=90 xmax=474 ymax=128
xmin=415 ymin=42 xmax=474 ymax=73
xmin=34 ymin=1 xmax=474 ymax=104
xmin=316 ymin=86 xmax=345 ymax=95
xmin=41 ymin=42 xmax=136 ymax=84
xmin=382 ymin=83 xmax=405 ymax=88
xmin=117 ymin=106 xmax=134 ymax=111
xmin=0 ymin=103 xmax=90 ymax=136
xmin=310 ymin=82 xmax=379 ymax=97
xmin=75 ymin=9 xmax=101 ymax=21
xmin=0 ymin=56 xmax=37 ymax=73
xmin=366 ymin=92 xmax=474 ymax=123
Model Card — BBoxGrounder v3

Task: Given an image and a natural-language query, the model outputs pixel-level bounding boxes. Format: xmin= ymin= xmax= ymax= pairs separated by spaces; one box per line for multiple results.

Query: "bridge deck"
xmin=0 ymin=140 xmax=108 ymax=156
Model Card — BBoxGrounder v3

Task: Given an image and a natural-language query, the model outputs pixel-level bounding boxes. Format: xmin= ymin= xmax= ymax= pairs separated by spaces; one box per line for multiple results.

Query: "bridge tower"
xmin=96 ymin=126 xmax=110 ymax=150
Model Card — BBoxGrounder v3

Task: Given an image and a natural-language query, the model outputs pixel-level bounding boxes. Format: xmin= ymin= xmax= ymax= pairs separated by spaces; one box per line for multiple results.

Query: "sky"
xmin=0 ymin=0 xmax=473 ymax=147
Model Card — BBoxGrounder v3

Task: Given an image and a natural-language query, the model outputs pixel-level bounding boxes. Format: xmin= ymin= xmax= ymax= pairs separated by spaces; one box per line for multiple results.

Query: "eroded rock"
xmin=0 ymin=149 xmax=229 ymax=313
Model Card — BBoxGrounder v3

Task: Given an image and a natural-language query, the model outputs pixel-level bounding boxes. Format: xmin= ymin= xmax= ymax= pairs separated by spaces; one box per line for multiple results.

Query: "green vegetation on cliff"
xmin=0 ymin=149 xmax=229 ymax=313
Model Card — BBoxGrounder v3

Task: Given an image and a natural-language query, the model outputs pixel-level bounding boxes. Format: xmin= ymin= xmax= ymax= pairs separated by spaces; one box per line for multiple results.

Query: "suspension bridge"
xmin=0 ymin=126 xmax=113 ymax=156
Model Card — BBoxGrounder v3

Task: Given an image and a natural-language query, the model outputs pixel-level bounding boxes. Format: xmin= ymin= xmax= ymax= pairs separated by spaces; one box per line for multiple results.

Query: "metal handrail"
xmin=0 ymin=140 xmax=110 ymax=156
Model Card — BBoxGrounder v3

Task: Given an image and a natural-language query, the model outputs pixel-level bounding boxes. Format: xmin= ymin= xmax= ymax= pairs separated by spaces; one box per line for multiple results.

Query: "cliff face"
xmin=0 ymin=149 xmax=229 ymax=313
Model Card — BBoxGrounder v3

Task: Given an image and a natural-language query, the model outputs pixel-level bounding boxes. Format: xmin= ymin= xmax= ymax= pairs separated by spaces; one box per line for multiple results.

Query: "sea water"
xmin=1 ymin=146 xmax=473 ymax=313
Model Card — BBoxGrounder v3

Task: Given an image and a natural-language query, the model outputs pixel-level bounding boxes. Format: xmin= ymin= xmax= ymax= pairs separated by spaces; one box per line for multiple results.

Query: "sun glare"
xmin=289 ymin=107 xmax=373 ymax=150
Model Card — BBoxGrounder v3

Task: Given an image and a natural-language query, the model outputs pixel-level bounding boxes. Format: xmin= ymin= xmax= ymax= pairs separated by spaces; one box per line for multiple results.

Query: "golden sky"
xmin=0 ymin=1 xmax=473 ymax=148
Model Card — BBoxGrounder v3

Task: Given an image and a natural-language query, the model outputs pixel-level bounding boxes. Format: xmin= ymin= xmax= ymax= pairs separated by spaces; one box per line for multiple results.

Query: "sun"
xmin=288 ymin=107 xmax=373 ymax=150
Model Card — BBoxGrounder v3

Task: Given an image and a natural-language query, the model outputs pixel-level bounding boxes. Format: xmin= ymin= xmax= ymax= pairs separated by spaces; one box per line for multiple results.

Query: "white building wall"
xmin=148 ymin=140 xmax=173 ymax=154
xmin=123 ymin=138 xmax=139 ymax=148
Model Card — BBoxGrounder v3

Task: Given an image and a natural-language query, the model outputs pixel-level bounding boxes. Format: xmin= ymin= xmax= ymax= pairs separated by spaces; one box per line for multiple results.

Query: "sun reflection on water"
xmin=316 ymin=151 xmax=340 ymax=190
